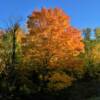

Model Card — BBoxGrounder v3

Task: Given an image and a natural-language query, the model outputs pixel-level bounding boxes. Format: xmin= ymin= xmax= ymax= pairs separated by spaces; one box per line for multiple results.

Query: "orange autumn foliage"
xmin=20 ymin=8 xmax=84 ymax=90
xmin=24 ymin=8 xmax=84 ymax=68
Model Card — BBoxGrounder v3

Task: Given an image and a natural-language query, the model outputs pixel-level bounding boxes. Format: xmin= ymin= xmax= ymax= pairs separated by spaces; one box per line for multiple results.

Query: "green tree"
xmin=94 ymin=28 xmax=100 ymax=41
xmin=83 ymin=28 xmax=91 ymax=41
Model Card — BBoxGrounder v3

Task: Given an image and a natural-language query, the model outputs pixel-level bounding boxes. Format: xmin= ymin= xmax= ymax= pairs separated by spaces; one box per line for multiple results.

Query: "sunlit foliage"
xmin=20 ymin=8 xmax=84 ymax=90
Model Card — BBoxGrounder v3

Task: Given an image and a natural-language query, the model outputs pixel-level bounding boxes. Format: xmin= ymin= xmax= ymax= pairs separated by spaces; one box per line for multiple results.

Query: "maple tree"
xmin=21 ymin=8 xmax=84 ymax=90
xmin=25 ymin=8 xmax=84 ymax=65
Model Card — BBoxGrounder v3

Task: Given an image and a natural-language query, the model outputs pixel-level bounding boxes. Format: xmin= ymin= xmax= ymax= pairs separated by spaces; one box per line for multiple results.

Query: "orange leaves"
xmin=19 ymin=7 xmax=85 ymax=90
xmin=65 ymin=26 xmax=84 ymax=54
xmin=26 ymin=8 xmax=84 ymax=66
xmin=27 ymin=8 xmax=70 ymax=35
xmin=22 ymin=8 xmax=84 ymax=72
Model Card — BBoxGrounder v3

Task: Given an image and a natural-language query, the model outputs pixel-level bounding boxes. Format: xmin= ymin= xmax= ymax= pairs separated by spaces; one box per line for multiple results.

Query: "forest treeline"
xmin=0 ymin=8 xmax=100 ymax=100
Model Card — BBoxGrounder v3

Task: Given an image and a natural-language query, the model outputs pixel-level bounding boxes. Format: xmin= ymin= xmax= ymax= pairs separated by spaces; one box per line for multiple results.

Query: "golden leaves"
xmin=23 ymin=7 xmax=85 ymax=71
xmin=47 ymin=72 xmax=73 ymax=91
xmin=91 ymin=43 xmax=100 ymax=64
xmin=20 ymin=8 xmax=85 ymax=90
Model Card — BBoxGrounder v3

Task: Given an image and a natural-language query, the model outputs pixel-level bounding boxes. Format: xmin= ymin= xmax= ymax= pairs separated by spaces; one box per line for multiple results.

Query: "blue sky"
xmin=0 ymin=0 xmax=100 ymax=30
